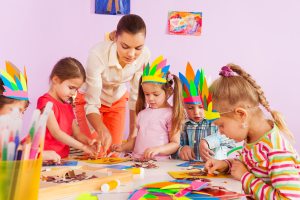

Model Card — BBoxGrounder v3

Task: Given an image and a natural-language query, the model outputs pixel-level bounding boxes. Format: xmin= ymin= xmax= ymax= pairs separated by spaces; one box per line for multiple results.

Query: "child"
xmin=177 ymin=63 xmax=236 ymax=161
xmin=111 ymin=56 xmax=185 ymax=160
xmin=37 ymin=57 xmax=99 ymax=158
xmin=205 ymin=64 xmax=300 ymax=199
xmin=0 ymin=61 xmax=61 ymax=162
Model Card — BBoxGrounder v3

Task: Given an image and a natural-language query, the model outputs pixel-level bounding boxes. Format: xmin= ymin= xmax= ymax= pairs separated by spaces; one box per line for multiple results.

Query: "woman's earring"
xmin=242 ymin=122 xmax=248 ymax=129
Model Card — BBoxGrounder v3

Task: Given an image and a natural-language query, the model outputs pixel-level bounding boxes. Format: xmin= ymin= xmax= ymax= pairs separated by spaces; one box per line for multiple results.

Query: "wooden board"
xmin=39 ymin=166 xmax=132 ymax=200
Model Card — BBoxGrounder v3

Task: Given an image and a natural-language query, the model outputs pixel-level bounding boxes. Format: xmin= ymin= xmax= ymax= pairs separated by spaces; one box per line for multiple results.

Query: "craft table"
xmin=40 ymin=159 xmax=243 ymax=200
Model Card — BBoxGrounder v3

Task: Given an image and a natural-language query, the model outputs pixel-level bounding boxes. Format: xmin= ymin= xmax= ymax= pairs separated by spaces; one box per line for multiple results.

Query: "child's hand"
xmin=205 ymin=158 xmax=228 ymax=174
xmin=82 ymin=144 xmax=97 ymax=156
xmin=143 ymin=147 xmax=161 ymax=160
xmin=110 ymin=144 xmax=123 ymax=152
xmin=43 ymin=150 xmax=61 ymax=163
xmin=231 ymin=160 xmax=248 ymax=180
xmin=199 ymin=139 xmax=214 ymax=161
xmin=179 ymin=146 xmax=196 ymax=161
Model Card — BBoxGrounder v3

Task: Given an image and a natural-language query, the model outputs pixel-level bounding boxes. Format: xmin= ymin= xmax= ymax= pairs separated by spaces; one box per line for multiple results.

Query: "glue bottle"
xmin=129 ymin=167 xmax=144 ymax=175
xmin=100 ymin=179 xmax=120 ymax=192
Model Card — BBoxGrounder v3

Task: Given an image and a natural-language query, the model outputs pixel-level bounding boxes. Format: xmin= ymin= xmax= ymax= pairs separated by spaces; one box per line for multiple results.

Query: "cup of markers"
xmin=0 ymin=103 xmax=52 ymax=200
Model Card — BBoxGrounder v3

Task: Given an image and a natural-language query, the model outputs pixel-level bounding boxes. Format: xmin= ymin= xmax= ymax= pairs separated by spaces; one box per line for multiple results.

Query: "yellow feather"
xmin=151 ymin=55 xmax=163 ymax=68
xmin=20 ymin=73 xmax=27 ymax=91
xmin=155 ymin=68 xmax=162 ymax=75
xmin=0 ymin=70 xmax=16 ymax=86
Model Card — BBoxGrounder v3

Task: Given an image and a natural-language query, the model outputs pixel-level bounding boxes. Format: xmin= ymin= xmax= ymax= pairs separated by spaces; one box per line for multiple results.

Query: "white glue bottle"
xmin=100 ymin=179 xmax=120 ymax=192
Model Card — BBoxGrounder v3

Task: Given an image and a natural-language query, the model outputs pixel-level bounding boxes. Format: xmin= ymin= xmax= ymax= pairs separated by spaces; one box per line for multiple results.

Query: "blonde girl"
xmin=111 ymin=56 xmax=184 ymax=160
xmin=205 ymin=64 xmax=300 ymax=199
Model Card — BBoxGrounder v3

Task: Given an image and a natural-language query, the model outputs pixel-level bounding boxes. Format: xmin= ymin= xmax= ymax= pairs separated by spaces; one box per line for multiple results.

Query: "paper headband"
xmin=179 ymin=63 xmax=220 ymax=121
xmin=0 ymin=61 xmax=28 ymax=100
xmin=142 ymin=56 xmax=170 ymax=84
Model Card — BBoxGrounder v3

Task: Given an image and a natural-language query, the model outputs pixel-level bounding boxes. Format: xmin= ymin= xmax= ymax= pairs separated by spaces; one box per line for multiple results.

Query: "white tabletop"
xmin=41 ymin=159 xmax=243 ymax=200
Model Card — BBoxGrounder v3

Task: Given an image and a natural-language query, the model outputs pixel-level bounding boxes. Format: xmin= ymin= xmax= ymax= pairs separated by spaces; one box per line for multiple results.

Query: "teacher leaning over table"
xmin=75 ymin=14 xmax=151 ymax=156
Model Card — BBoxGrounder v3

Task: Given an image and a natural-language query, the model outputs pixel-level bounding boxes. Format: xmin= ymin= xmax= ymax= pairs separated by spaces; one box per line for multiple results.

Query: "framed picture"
xmin=168 ymin=11 xmax=202 ymax=36
xmin=95 ymin=0 xmax=130 ymax=15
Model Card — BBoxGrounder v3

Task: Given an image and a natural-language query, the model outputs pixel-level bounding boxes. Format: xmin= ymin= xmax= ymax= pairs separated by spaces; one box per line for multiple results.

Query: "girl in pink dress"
xmin=111 ymin=56 xmax=184 ymax=160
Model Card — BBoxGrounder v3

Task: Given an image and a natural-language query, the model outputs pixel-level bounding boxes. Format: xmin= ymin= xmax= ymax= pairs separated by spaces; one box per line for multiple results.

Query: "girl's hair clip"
xmin=167 ymin=73 xmax=174 ymax=82
xmin=219 ymin=66 xmax=235 ymax=77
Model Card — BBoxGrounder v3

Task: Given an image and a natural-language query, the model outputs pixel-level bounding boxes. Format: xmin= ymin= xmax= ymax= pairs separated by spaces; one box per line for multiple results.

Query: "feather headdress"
xmin=142 ymin=56 xmax=170 ymax=84
xmin=179 ymin=63 xmax=220 ymax=121
xmin=0 ymin=61 xmax=28 ymax=100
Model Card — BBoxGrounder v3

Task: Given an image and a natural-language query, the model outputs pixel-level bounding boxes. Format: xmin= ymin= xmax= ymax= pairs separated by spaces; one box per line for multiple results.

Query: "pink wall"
xmin=1 ymin=0 xmax=300 ymax=151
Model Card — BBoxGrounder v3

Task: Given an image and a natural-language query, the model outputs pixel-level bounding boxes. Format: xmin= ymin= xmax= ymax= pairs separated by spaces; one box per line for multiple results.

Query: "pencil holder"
xmin=0 ymin=158 xmax=42 ymax=200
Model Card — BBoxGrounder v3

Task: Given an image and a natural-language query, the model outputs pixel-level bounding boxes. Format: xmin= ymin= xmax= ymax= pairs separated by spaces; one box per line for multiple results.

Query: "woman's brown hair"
xmin=210 ymin=63 xmax=294 ymax=140
xmin=116 ymin=14 xmax=146 ymax=37
xmin=136 ymin=72 xmax=185 ymax=136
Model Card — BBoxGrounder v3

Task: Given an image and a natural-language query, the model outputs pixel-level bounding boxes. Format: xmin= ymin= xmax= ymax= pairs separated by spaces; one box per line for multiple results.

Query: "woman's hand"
xmin=231 ymin=160 xmax=248 ymax=180
xmin=179 ymin=146 xmax=196 ymax=161
xmin=110 ymin=144 xmax=123 ymax=152
xmin=205 ymin=158 xmax=229 ymax=174
xmin=143 ymin=147 xmax=161 ymax=160
xmin=43 ymin=150 xmax=61 ymax=163
xmin=96 ymin=124 xmax=112 ymax=154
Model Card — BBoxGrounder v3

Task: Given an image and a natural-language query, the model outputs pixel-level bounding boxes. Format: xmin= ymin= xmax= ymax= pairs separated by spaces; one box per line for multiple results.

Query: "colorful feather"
xmin=142 ymin=56 xmax=170 ymax=84
xmin=179 ymin=63 xmax=201 ymax=105
xmin=0 ymin=61 xmax=28 ymax=100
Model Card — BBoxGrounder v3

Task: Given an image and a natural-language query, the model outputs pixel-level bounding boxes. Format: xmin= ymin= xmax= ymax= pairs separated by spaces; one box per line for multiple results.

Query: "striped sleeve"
xmin=241 ymin=150 xmax=300 ymax=199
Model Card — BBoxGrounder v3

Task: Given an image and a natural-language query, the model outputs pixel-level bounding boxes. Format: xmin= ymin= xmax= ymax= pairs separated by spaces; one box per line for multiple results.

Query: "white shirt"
xmin=82 ymin=41 xmax=151 ymax=115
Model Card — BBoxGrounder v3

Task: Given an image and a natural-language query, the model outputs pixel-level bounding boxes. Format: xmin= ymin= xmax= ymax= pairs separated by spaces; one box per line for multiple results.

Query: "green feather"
xmin=149 ymin=64 xmax=157 ymax=75
xmin=189 ymin=80 xmax=197 ymax=96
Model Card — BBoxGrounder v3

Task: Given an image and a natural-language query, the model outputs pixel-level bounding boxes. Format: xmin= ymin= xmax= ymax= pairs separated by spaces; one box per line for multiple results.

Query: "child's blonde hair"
xmin=210 ymin=63 xmax=293 ymax=140
xmin=136 ymin=72 xmax=185 ymax=136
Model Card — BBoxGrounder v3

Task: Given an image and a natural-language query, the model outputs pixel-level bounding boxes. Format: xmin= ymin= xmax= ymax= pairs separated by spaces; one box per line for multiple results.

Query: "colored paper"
xmin=177 ymin=161 xmax=205 ymax=169
xmin=168 ymin=170 xmax=230 ymax=179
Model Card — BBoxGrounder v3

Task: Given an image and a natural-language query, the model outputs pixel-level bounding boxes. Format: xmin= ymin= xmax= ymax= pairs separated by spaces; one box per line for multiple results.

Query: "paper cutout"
xmin=177 ymin=161 xmax=205 ymax=169
xmin=179 ymin=64 xmax=220 ymax=121
xmin=168 ymin=170 xmax=230 ymax=180
xmin=0 ymin=61 xmax=28 ymax=100
xmin=104 ymin=164 xmax=132 ymax=170
xmin=179 ymin=63 xmax=202 ymax=104
xmin=128 ymin=180 xmax=246 ymax=199
xmin=168 ymin=11 xmax=202 ymax=36
xmin=175 ymin=181 xmax=209 ymax=197
xmin=142 ymin=55 xmax=170 ymax=84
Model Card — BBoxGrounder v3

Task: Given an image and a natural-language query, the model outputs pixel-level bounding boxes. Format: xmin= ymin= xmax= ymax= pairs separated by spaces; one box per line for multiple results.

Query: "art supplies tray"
xmin=39 ymin=166 xmax=132 ymax=200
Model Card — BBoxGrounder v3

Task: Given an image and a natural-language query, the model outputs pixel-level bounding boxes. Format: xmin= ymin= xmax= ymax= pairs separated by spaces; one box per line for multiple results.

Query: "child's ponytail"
xmin=168 ymin=74 xmax=184 ymax=136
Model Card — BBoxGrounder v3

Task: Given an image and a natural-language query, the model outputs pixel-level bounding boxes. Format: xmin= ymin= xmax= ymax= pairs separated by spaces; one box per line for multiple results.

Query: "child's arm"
xmin=72 ymin=120 xmax=99 ymax=150
xmin=46 ymin=111 xmax=95 ymax=155
xmin=143 ymin=131 xmax=180 ymax=160
xmin=204 ymin=125 xmax=236 ymax=150
xmin=238 ymin=150 xmax=300 ymax=199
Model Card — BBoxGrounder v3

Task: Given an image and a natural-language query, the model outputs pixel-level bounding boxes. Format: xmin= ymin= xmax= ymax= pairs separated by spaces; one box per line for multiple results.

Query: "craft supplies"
xmin=100 ymin=179 xmax=120 ymax=192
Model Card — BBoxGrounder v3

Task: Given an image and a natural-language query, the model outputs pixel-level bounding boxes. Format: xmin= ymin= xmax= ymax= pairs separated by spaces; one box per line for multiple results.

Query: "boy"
xmin=176 ymin=64 xmax=235 ymax=161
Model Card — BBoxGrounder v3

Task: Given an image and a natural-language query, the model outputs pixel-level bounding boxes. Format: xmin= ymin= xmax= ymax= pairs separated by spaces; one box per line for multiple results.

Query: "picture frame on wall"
xmin=168 ymin=11 xmax=202 ymax=36
xmin=95 ymin=0 xmax=130 ymax=15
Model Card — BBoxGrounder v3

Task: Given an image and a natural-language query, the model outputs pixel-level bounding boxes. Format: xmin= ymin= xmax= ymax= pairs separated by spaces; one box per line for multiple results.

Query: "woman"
xmin=75 ymin=14 xmax=150 ymax=155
